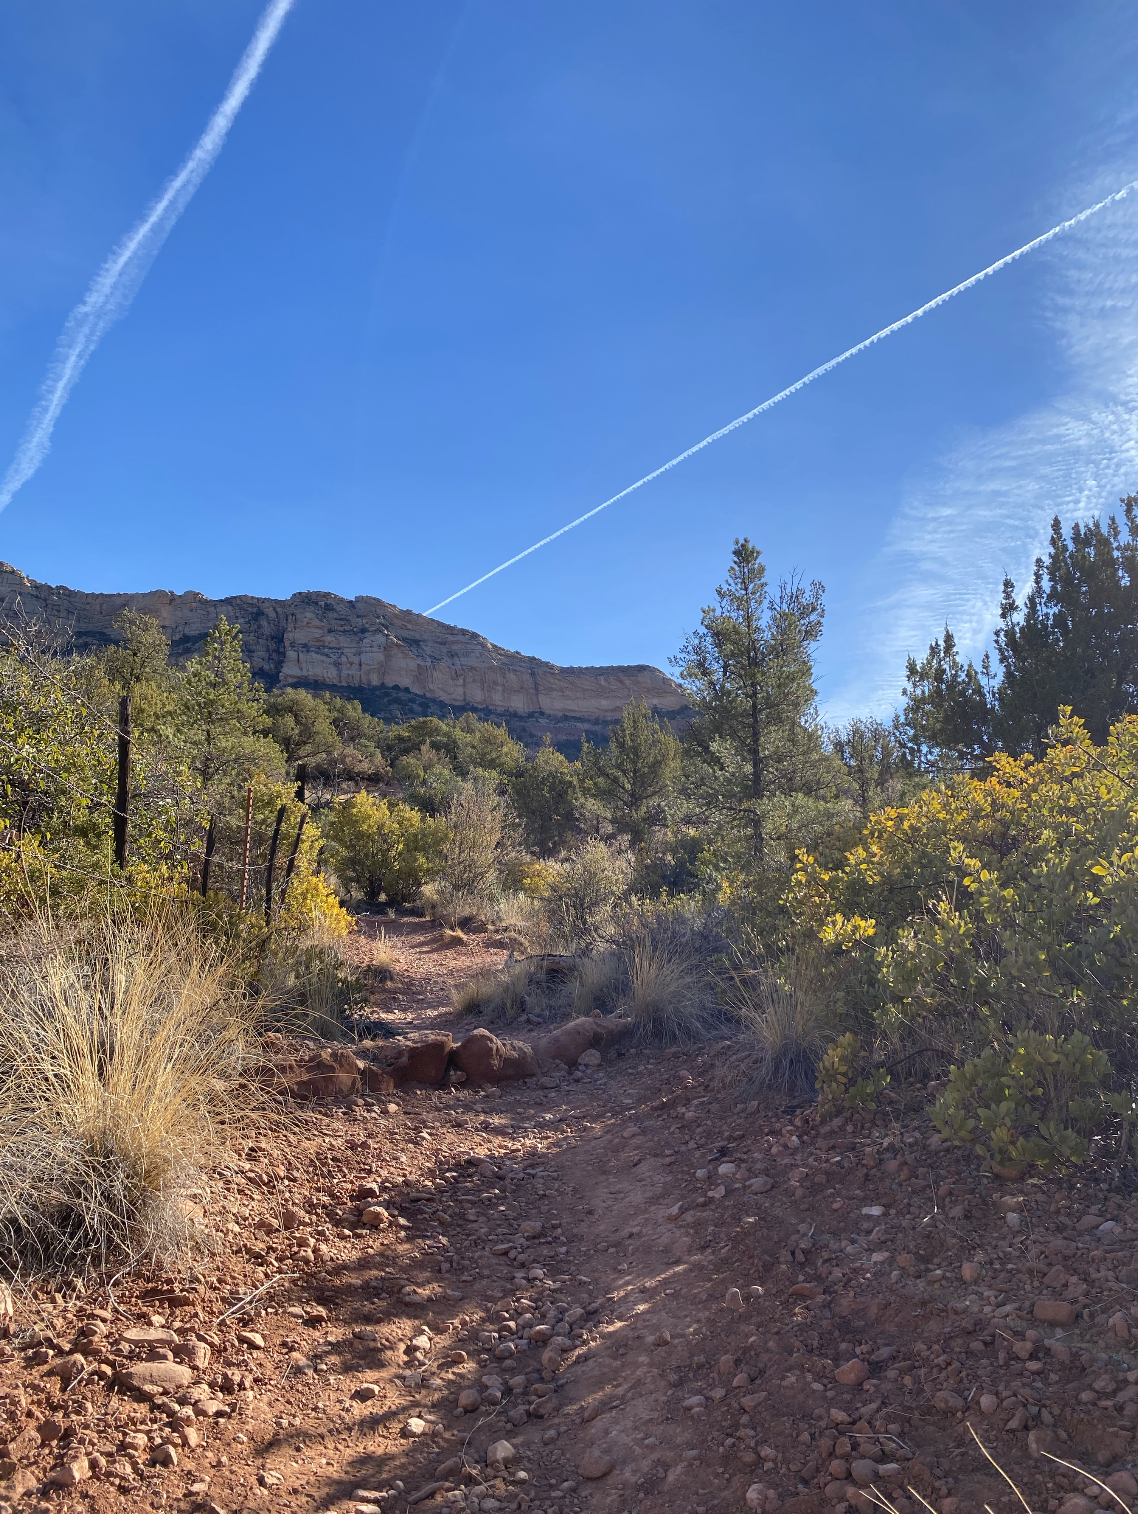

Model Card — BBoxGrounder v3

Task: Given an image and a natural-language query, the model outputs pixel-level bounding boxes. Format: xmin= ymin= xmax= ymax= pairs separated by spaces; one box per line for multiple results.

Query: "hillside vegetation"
xmin=2 ymin=505 xmax=1138 ymax=1276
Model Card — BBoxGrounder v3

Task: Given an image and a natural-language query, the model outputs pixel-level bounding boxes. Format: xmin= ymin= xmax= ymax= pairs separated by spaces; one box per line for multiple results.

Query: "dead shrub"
xmin=0 ymin=907 xmax=261 ymax=1280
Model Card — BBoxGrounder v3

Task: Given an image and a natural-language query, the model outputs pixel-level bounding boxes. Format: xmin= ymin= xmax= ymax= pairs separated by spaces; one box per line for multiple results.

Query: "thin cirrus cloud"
xmin=836 ymin=174 xmax=1138 ymax=721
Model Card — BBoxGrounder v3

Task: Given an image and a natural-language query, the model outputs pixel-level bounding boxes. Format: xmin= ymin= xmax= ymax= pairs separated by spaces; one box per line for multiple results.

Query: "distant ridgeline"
xmin=0 ymin=564 xmax=687 ymax=750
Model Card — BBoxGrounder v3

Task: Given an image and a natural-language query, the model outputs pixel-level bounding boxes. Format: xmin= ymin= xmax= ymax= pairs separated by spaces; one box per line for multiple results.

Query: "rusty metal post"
xmin=239 ymin=785 xmax=254 ymax=910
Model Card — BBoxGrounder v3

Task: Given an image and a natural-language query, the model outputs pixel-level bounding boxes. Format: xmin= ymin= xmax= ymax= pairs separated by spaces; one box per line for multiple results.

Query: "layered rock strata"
xmin=0 ymin=563 xmax=686 ymax=745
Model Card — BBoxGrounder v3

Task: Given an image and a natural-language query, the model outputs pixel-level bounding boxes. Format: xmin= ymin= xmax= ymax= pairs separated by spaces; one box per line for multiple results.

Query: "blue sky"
xmin=3 ymin=2 xmax=1138 ymax=719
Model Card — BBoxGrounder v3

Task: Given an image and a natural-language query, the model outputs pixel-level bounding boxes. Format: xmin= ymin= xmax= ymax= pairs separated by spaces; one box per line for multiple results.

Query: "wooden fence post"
xmin=264 ymin=804 xmax=286 ymax=922
xmin=201 ymin=815 xmax=216 ymax=896
xmin=112 ymin=694 xmax=131 ymax=870
xmin=281 ymin=811 xmax=308 ymax=902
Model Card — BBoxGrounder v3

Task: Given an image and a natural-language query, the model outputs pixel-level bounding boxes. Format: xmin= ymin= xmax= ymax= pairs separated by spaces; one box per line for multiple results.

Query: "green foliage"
xmin=792 ymin=711 xmax=1138 ymax=1043
xmin=932 ymin=1029 xmax=1113 ymax=1173
xmin=174 ymin=618 xmax=281 ymax=804
xmin=896 ymin=626 xmax=993 ymax=779
xmin=894 ymin=506 xmax=1138 ymax=775
xmin=102 ymin=608 xmax=174 ymax=694
xmin=321 ymin=791 xmax=445 ymax=904
xmin=509 ymin=739 xmax=580 ymax=857
xmin=815 ymin=1033 xmax=889 ymax=1120
xmin=582 ymin=699 xmax=681 ymax=845
xmin=432 ymin=781 xmax=508 ymax=908
xmin=265 ymin=688 xmax=341 ymax=766
xmin=994 ymin=505 xmax=1138 ymax=753
xmin=0 ymin=625 xmax=201 ymax=899
xmin=381 ymin=713 xmax=523 ymax=778
xmin=392 ymin=742 xmax=463 ymax=816
xmin=830 ymin=717 xmax=914 ymax=819
xmin=543 ymin=839 xmax=629 ymax=951
xmin=673 ymin=537 xmax=839 ymax=877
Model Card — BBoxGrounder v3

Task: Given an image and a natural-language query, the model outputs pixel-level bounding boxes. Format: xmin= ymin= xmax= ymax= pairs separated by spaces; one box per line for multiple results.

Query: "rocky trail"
xmin=1 ymin=917 xmax=1137 ymax=1514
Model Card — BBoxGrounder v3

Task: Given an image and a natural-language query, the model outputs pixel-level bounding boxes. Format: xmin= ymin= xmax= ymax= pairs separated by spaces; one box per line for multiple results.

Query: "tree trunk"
xmin=201 ymin=814 xmax=216 ymax=896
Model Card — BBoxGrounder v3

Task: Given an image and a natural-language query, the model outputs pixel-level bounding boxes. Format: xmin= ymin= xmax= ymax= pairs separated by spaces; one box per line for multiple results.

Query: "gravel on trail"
xmin=1 ymin=915 xmax=1136 ymax=1514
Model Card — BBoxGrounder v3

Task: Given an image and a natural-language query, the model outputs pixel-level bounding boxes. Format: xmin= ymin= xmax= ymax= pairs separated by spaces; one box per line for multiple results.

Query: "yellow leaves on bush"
xmin=507 ymin=859 xmax=559 ymax=898
xmin=818 ymin=911 xmax=876 ymax=948
xmin=277 ymin=870 xmax=353 ymax=940
xmin=791 ymin=710 xmax=1138 ymax=1029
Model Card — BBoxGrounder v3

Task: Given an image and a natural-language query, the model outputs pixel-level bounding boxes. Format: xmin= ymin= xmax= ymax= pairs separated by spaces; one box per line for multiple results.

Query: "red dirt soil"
xmin=0 ymin=915 xmax=1135 ymax=1514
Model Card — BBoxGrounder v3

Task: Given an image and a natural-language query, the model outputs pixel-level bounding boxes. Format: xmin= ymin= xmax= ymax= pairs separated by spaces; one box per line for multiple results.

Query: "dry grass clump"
xmin=371 ymin=927 xmax=397 ymax=979
xmin=451 ymin=960 xmax=531 ymax=1022
xmin=0 ymin=907 xmax=260 ymax=1280
xmin=721 ymin=958 xmax=833 ymax=1096
xmin=573 ymin=952 xmax=624 ymax=1016
xmin=440 ymin=927 xmax=468 ymax=949
xmin=621 ymin=930 xmax=721 ymax=1044
xmin=261 ymin=917 xmax=362 ymax=1040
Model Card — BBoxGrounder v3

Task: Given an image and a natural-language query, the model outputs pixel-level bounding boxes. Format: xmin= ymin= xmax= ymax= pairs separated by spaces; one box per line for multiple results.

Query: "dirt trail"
xmin=0 ymin=919 xmax=1136 ymax=1514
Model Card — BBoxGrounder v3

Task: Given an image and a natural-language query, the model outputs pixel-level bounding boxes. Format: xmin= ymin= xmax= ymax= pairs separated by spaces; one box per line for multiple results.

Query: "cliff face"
xmin=0 ymin=564 xmax=687 ymax=744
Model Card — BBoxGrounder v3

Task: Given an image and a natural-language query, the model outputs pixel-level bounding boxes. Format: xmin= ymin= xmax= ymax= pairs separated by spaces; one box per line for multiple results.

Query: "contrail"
xmin=424 ymin=175 xmax=1138 ymax=618
xmin=0 ymin=0 xmax=295 ymax=515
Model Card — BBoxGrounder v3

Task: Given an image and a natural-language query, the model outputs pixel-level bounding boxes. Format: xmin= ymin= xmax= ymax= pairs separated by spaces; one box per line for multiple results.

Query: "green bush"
xmin=543 ymin=840 xmax=629 ymax=951
xmin=321 ymin=792 xmax=445 ymax=904
xmin=931 ymin=1029 xmax=1121 ymax=1174
xmin=815 ymin=1032 xmax=889 ymax=1119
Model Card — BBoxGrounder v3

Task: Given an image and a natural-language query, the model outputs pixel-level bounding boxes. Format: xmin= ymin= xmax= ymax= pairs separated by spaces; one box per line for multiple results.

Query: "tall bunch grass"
xmin=451 ymin=960 xmax=531 ymax=1022
xmin=621 ymin=929 xmax=721 ymax=1043
xmin=0 ymin=906 xmax=260 ymax=1279
xmin=721 ymin=956 xmax=833 ymax=1096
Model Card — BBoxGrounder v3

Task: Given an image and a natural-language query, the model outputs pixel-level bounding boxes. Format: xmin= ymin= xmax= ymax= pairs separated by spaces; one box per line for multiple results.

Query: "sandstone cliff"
xmin=0 ymin=564 xmax=687 ymax=745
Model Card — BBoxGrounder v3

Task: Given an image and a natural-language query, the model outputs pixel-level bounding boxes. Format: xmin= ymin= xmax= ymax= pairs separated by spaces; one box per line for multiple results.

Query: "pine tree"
xmin=830 ymin=716 xmax=910 ymax=819
xmin=994 ymin=504 xmax=1138 ymax=753
xmin=896 ymin=628 xmax=992 ymax=778
xmin=581 ymin=699 xmax=681 ymax=846
xmin=175 ymin=618 xmax=280 ymax=800
xmin=673 ymin=537 xmax=829 ymax=865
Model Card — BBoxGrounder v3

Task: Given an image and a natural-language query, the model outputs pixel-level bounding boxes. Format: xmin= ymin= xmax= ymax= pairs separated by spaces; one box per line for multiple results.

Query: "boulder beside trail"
xmin=361 ymin=1033 xmax=454 ymax=1089
xmin=532 ymin=1014 xmax=630 ymax=1068
xmin=451 ymin=1027 xmax=538 ymax=1084
xmin=273 ymin=1010 xmax=631 ymax=1099
xmin=273 ymin=1046 xmax=362 ymax=1101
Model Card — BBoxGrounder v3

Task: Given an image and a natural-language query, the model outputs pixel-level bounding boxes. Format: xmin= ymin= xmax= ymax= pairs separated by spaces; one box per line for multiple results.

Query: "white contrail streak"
xmin=0 ymin=0 xmax=295 ymax=515
xmin=425 ymin=175 xmax=1138 ymax=618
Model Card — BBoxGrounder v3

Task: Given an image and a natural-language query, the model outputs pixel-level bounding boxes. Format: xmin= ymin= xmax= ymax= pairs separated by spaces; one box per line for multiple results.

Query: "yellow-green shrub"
xmin=790 ymin=711 xmax=1138 ymax=1041
xmin=816 ymin=1032 xmax=889 ymax=1119
xmin=931 ymin=1029 xmax=1123 ymax=1174
xmin=277 ymin=870 xmax=353 ymax=939
xmin=321 ymin=791 xmax=445 ymax=904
